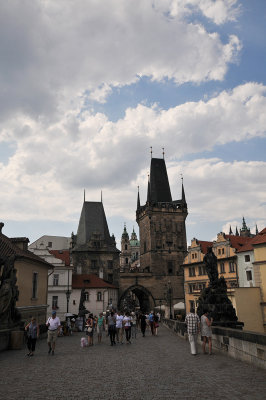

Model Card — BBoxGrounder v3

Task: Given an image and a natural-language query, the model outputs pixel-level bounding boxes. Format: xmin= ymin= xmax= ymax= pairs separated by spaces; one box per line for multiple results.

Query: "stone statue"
xmin=78 ymin=288 xmax=87 ymax=317
xmin=203 ymin=247 xmax=219 ymax=284
xmin=0 ymin=255 xmax=21 ymax=328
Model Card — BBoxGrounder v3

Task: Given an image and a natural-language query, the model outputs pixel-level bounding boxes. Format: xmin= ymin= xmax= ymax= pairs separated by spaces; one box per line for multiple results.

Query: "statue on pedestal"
xmin=197 ymin=247 xmax=240 ymax=328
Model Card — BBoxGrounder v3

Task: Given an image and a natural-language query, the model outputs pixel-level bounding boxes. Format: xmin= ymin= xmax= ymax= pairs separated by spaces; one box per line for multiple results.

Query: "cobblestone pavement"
xmin=0 ymin=325 xmax=265 ymax=400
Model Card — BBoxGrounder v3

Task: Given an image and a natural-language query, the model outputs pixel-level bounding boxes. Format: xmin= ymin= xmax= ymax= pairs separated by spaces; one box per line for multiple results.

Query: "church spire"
xmin=137 ymin=186 xmax=140 ymax=210
xmin=181 ymin=175 xmax=186 ymax=207
xmin=147 ymin=174 xmax=151 ymax=203
xmin=256 ymin=224 xmax=259 ymax=235
xmin=242 ymin=217 xmax=247 ymax=230
xmin=229 ymin=225 xmax=233 ymax=235
xmin=235 ymin=226 xmax=239 ymax=236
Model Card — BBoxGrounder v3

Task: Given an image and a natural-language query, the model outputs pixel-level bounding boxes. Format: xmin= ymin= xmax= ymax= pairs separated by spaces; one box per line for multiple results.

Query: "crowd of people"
xmin=24 ymin=310 xmax=161 ymax=355
xmin=83 ymin=310 xmax=161 ymax=347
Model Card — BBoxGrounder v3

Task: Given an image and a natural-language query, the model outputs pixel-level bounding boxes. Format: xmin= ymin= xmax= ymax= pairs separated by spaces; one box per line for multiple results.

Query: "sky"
xmin=1 ymin=0 xmax=266 ymax=249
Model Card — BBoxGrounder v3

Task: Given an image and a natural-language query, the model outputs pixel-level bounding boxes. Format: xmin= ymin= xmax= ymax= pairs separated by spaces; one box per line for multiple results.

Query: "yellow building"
xmin=0 ymin=227 xmax=51 ymax=324
xmin=183 ymin=233 xmax=251 ymax=313
xmin=252 ymin=228 xmax=266 ymax=333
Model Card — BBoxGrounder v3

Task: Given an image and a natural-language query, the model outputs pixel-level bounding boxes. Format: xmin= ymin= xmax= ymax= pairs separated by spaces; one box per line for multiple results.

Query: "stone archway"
xmin=118 ymin=285 xmax=155 ymax=313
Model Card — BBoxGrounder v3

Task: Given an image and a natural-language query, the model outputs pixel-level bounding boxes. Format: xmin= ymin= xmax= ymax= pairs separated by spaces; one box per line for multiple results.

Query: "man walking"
xmin=115 ymin=311 xmax=124 ymax=344
xmin=185 ymin=306 xmax=200 ymax=355
xmin=46 ymin=310 xmax=61 ymax=355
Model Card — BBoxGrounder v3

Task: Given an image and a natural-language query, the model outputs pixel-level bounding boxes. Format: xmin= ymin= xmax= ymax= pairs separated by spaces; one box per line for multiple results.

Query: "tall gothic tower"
xmin=136 ymin=157 xmax=187 ymax=308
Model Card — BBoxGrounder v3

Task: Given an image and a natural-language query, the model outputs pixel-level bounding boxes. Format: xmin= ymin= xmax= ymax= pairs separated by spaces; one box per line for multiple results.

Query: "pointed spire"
xmin=235 ymin=226 xmax=239 ymax=236
xmin=147 ymin=174 xmax=151 ymax=203
xmin=229 ymin=225 xmax=233 ymax=235
xmin=242 ymin=217 xmax=247 ymax=230
xmin=84 ymin=189 xmax=86 ymax=203
xmin=137 ymin=186 xmax=140 ymax=210
xmin=181 ymin=174 xmax=187 ymax=207
xmin=150 ymin=146 xmax=153 ymax=159
xmin=256 ymin=224 xmax=258 ymax=235
xmin=162 ymin=147 xmax=165 ymax=159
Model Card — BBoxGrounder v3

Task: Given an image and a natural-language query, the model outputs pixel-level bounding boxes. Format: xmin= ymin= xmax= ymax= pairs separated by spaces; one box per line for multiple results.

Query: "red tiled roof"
xmin=236 ymin=228 xmax=266 ymax=252
xmin=197 ymin=241 xmax=213 ymax=254
xmin=224 ymin=234 xmax=252 ymax=251
xmin=72 ymin=274 xmax=118 ymax=289
xmin=49 ymin=250 xmax=70 ymax=266
xmin=0 ymin=232 xmax=51 ymax=267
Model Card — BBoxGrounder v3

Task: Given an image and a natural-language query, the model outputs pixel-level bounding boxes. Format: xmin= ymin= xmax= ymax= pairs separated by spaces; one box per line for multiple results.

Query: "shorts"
xmin=47 ymin=330 xmax=58 ymax=343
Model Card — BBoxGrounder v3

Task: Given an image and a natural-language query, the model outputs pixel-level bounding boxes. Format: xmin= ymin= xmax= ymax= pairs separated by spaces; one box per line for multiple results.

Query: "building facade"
xmin=71 ymin=201 xmax=120 ymax=284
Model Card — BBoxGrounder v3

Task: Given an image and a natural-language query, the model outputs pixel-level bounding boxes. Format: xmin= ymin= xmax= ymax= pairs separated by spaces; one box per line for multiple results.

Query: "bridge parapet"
xmin=163 ymin=318 xmax=266 ymax=370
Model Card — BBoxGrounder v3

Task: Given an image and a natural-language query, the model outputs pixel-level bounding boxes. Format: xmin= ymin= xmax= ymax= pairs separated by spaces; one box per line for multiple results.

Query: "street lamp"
xmin=66 ymin=268 xmax=71 ymax=314
xmin=167 ymin=280 xmax=173 ymax=319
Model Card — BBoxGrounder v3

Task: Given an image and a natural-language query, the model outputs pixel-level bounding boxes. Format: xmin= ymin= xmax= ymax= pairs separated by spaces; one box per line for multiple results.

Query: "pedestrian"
xmin=85 ymin=314 xmax=94 ymax=346
xmin=154 ymin=313 xmax=159 ymax=336
xmin=131 ymin=312 xmax=137 ymax=339
xmin=148 ymin=311 xmax=155 ymax=335
xmin=25 ymin=317 xmax=39 ymax=356
xmin=107 ymin=311 xmax=117 ymax=346
xmin=46 ymin=310 xmax=61 ymax=355
xmin=115 ymin=311 xmax=124 ymax=344
xmin=123 ymin=312 xmax=132 ymax=344
xmin=140 ymin=312 xmax=147 ymax=337
xmin=201 ymin=311 xmax=213 ymax=355
xmin=96 ymin=313 xmax=105 ymax=344
xmin=185 ymin=306 xmax=200 ymax=356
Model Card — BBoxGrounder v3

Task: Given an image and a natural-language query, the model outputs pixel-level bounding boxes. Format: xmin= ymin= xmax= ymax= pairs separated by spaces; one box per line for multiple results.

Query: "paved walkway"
xmin=0 ymin=325 xmax=265 ymax=400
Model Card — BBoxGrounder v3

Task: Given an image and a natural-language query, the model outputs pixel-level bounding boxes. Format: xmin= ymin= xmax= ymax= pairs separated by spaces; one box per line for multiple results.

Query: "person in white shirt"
xmin=115 ymin=311 xmax=124 ymax=344
xmin=123 ymin=312 xmax=132 ymax=344
xmin=46 ymin=310 xmax=61 ymax=355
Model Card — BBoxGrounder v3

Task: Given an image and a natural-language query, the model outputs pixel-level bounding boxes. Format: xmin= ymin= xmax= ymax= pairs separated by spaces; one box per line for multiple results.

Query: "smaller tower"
xmin=240 ymin=217 xmax=251 ymax=237
xmin=120 ymin=224 xmax=131 ymax=271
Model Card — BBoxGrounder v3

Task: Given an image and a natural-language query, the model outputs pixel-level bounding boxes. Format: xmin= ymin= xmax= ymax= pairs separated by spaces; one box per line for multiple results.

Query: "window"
xmin=246 ymin=270 xmax=252 ymax=281
xmin=53 ymin=274 xmax=59 ymax=286
xmin=222 ymin=248 xmax=225 ymax=254
xmin=84 ymin=292 xmax=89 ymax=301
xmin=52 ymin=296 xmax=58 ymax=309
xmin=189 ymin=267 xmax=196 ymax=277
xmin=194 ymin=253 xmax=197 ymax=259
xmin=125 ymin=244 xmax=128 ymax=250
xmin=32 ymin=272 xmax=38 ymax=299
xmin=144 ymin=241 xmax=147 ymax=252
xmin=91 ymin=260 xmax=97 ymax=268
xmin=48 ymin=242 xmax=52 ymax=247
xmin=108 ymin=274 xmax=113 ymax=282
xmin=192 ymin=253 xmax=194 ymax=259
xmin=108 ymin=260 xmax=113 ymax=269
xmin=198 ymin=266 xmax=202 ymax=275
xmin=229 ymin=262 xmax=235 ymax=272
xmin=125 ymin=258 xmax=128 ymax=264
xmin=97 ymin=292 xmax=102 ymax=301
xmin=245 ymin=255 xmax=250 ymax=262
xmin=218 ymin=249 xmax=221 ymax=255
xmin=73 ymin=300 xmax=76 ymax=305
xmin=189 ymin=284 xmax=193 ymax=293
xmin=168 ymin=262 xmax=173 ymax=275
xmin=220 ymin=263 xmax=225 ymax=273
xmin=136 ymin=252 xmax=138 ymax=259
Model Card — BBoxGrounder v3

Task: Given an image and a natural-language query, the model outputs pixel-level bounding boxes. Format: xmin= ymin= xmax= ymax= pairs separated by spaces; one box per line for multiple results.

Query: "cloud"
xmin=0 ymin=0 xmax=241 ymax=122
xmin=1 ymin=82 xmax=266 ymax=232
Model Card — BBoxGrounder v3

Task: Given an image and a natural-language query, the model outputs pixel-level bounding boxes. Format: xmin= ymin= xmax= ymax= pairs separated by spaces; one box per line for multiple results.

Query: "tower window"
xmin=125 ymin=244 xmax=128 ymax=250
xmin=220 ymin=263 xmax=225 ymax=273
xmin=246 ymin=270 xmax=252 ymax=281
xmin=125 ymin=258 xmax=128 ymax=264
xmin=53 ymin=274 xmax=59 ymax=286
xmin=245 ymin=255 xmax=250 ymax=262
xmin=97 ymin=292 xmax=102 ymax=301
xmin=168 ymin=262 xmax=173 ymax=275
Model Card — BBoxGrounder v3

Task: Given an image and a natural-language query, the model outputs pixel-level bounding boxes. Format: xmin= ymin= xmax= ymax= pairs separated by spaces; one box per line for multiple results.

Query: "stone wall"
xmin=163 ymin=319 xmax=266 ymax=369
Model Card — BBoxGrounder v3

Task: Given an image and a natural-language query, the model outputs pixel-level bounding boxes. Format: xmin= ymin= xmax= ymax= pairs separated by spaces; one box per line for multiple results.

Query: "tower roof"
xmin=76 ymin=201 xmax=112 ymax=246
xmin=148 ymin=158 xmax=172 ymax=202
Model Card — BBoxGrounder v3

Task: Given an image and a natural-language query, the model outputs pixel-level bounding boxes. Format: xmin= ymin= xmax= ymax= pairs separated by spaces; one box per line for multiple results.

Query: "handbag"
xmin=87 ymin=327 xmax=93 ymax=333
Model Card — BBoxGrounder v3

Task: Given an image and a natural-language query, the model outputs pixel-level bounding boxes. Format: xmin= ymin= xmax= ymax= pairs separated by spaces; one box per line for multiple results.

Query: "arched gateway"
xmin=118 ymin=284 xmax=155 ymax=313
xmin=118 ymin=157 xmax=188 ymax=316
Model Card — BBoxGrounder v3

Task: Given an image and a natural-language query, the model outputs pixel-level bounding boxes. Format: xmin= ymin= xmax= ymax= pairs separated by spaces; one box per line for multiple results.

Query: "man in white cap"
xmin=46 ymin=310 xmax=61 ymax=355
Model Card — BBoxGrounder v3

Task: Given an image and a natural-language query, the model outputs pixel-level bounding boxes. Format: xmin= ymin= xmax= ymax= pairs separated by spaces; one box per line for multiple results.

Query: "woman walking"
xmin=201 ymin=311 xmax=213 ymax=355
xmin=85 ymin=314 xmax=94 ymax=346
xmin=107 ymin=311 xmax=116 ymax=346
xmin=96 ymin=313 xmax=105 ymax=344
xmin=25 ymin=317 xmax=39 ymax=356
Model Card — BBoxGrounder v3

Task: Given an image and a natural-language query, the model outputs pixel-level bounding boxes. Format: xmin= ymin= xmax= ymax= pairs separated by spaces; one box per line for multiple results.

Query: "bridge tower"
xmin=119 ymin=157 xmax=188 ymax=314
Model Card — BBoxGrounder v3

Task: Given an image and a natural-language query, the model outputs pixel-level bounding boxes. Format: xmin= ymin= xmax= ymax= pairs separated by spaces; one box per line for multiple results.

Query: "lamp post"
xmin=159 ymin=299 xmax=162 ymax=315
xmin=66 ymin=268 xmax=71 ymax=314
xmin=167 ymin=280 xmax=173 ymax=319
